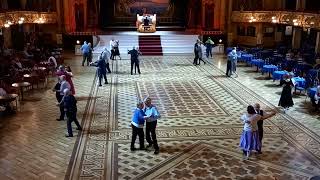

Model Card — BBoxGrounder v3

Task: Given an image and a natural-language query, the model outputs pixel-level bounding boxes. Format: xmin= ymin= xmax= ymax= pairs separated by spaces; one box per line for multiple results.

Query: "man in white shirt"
xmin=56 ymin=75 xmax=70 ymax=121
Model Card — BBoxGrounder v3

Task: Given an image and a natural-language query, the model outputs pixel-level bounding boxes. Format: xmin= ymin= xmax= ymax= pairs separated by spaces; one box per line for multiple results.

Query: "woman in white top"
xmin=239 ymin=105 xmax=276 ymax=158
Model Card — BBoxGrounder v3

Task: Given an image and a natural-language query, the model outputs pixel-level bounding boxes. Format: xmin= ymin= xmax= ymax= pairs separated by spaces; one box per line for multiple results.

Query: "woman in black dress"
xmin=278 ymin=74 xmax=294 ymax=113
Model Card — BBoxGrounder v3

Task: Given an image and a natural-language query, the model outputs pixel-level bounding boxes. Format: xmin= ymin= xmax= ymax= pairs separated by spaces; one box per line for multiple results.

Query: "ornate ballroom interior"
xmin=0 ymin=0 xmax=320 ymax=179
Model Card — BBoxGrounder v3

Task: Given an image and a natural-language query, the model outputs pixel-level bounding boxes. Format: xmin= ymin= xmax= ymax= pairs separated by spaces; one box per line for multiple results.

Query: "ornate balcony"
xmin=0 ymin=11 xmax=57 ymax=27
xmin=231 ymin=11 xmax=320 ymax=29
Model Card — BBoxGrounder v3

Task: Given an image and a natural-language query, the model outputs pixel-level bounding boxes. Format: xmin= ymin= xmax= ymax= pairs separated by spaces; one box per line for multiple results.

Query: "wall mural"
xmin=116 ymin=0 xmax=170 ymax=16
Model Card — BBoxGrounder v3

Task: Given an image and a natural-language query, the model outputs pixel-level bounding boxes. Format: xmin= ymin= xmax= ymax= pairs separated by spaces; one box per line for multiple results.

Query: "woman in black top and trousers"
xmin=278 ymin=75 xmax=294 ymax=113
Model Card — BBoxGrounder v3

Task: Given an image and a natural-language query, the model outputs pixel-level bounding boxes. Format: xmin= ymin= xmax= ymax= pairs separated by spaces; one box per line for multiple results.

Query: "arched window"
xmin=247 ymin=26 xmax=256 ymax=37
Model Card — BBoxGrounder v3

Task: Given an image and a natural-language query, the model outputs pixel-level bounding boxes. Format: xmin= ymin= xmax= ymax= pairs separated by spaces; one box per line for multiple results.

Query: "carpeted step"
xmin=138 ymin=35 xmax=163 ymax=56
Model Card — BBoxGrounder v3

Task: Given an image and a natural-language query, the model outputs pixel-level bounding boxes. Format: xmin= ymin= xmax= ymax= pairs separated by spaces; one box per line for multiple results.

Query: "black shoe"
xmin=105 ymin=82 xmax=108 ymax=84
xmin=146 ymin=144 xmax=153 ymax=148
xmin=76 ymin=127 xmax=82 ymax=131
xmin=130 ymin=147 xmax=136 ymax=151
xmin=99 ymin=84 xmax=102 ymax=87
xmin=65 ymin=135 xmax=73 ymax=137
xmin=257 ymin=151 xmax=262 ymax=154
xmin=154 ymin=149 xmax=159 ymax=154
xmin=56 ymin=118 xmax=63 ymax=121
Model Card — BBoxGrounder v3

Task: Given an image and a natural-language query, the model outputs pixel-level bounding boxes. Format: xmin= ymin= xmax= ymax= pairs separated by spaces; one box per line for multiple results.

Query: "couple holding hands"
xmin=131 ymin=97 xmax=160 ymax=154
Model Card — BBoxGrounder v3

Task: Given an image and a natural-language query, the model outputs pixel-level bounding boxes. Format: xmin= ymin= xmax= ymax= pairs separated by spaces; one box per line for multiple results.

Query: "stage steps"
xmin=160 ymin=35 xmax=199 ymax=55
xmin=93 ymin=35 xmax=139 ymax=56
xmin=138 ymin=35 xmax=163 ymax=56
xmin=94 ymin=34 xmax=199 ymax=56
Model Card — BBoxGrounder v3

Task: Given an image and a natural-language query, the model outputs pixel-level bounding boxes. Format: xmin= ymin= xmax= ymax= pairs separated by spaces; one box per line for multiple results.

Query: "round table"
xmin=0 ymin=94 xmax=18 ymax=110
xmin=262 ymin=65 xmax=278 ymax=78
xmin=250 ymin=59 xmax=265 ymax=71
xmin=309 ymin=87 xmax=317 ymax=98
xmin=272 ymin=71 xmax=287 ymax=81
xmin=23 ymin=74 xmax=40 ymax=89
xmin=226 ymin=47 xmax=233 ymax=54
xmin=241 ymin=54 xmax=253 ymax=63
xmin=291 ymin=77 xmax=306 ymax=87
xmin=12 ymin=82 xmax=31 ymax=100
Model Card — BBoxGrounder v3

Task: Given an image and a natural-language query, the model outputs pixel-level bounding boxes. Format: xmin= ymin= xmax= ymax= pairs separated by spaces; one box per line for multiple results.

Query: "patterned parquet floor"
xmin=1 ymin=54 xmax=320 ymax=180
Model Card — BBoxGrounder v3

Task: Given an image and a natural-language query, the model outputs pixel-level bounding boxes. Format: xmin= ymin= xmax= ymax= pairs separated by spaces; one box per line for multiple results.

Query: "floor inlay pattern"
xmin=67 ymin=56 xmax=320 ymax=180
xmin=137 ymin=81 xmax=227 ymax=117
xmin=1 ymin=54 xmax=319 ymax=179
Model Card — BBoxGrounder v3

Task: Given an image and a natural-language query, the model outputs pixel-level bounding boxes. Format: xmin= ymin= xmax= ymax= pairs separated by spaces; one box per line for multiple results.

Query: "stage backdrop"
xmin=116 ymin=0 xmax=170 ymax=16
xmin=100 ymin=0 xmax=189 ymax=27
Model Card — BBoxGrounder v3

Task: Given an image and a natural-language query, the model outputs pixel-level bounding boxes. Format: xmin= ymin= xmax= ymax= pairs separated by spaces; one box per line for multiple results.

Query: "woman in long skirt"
xmin=239 ymin=105 xmax=276 ymax=158
xmin=278 ymin=74 xmax=294 ymax=113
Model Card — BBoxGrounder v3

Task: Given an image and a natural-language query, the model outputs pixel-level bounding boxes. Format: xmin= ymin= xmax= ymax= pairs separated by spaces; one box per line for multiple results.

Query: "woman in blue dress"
xmin=240 ymin=105 xmax=276 ymax=158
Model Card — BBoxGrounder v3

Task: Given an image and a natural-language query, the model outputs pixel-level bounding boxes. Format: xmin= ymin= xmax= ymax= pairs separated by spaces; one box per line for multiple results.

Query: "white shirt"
xmin=241 ymin=113 xmax=261 ymax=131
xmin=0 ymin=88 xmax=7 ymax=96
xmin=48 ymin=56 xmax=57 ymax=68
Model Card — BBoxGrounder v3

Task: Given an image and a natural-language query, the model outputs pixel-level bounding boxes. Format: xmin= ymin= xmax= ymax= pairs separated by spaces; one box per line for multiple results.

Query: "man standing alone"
xmin=80 ymin=41 xmax=90 ymax=66
xmin=144 ymin=97 xmax=161 ymax=154
xmin=63 ymin=89 xmax=82 ymax=137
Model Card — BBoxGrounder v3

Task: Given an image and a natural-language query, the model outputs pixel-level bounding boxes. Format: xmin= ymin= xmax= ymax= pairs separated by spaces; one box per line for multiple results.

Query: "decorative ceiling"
xmin=0 ymin=11 xmax=57 ymax=27
xmin=232 ymin=11 xmax=320 ymax=29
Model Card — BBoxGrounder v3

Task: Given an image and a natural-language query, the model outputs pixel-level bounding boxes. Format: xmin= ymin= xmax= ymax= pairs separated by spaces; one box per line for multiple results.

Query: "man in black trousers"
xmin=63 ymin=89 xmax=82 ymax=137
xmin=254 ymin=103 xmax=264 ymax=154
xmin=144 ymin=97 xmax=161 ymax=154
xmin=128 ymin=47 xmax=141 ymax=75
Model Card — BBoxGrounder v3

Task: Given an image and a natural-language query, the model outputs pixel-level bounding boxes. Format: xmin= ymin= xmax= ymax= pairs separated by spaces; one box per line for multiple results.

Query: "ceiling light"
xmin=4 ymin=24 xmax=10 ymax=28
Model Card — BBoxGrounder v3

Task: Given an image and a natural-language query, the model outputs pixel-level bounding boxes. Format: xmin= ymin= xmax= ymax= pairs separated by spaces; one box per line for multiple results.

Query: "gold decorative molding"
xmin=0 ymin=11 xmax=57 ymax=27
xmin=231 ymin=11 xmax=320 ymax=29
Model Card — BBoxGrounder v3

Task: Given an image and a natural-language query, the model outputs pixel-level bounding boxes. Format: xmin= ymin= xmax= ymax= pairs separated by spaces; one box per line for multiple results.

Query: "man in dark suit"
xmin=254 ymin=103 xmax=264 ymax=154
xmin=63 ymin=89 xmax=82 ymax=137
xmin=90 ymin=54 xmax=108 ymax=86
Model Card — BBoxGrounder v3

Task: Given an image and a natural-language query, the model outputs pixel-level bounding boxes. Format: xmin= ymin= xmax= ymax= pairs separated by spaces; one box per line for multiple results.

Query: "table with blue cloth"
xmin=262 ymin=65 xmax=278 ymax=78
xmin=226 ymin=47 xmax=233 ymax=54
xmin=292 ymin=77 xmax=306 ymax=87
xmin=272 ymin=70 xmax=287 ymax=81
xmin=241 ymin=54 xmax=253 ymax=63
xmin=308 ymin=87 xmax=317 ymax=98
xmin=292 ymin=77 xmax=306 ymax=94
xmin=250 ymin=59 xmax=265 ymax=71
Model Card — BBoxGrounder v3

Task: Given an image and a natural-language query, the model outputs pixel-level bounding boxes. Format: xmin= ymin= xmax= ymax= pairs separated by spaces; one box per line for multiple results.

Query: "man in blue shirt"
xmin=131 ymin=101 xmax=149 ymax=151
xmin=144 ymin=97 xmax=161 ymax=154
xmin=80 ymin=41 xmax=90 ymax=66
xmin=63 ymin=89 xmax=82 ymax=137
